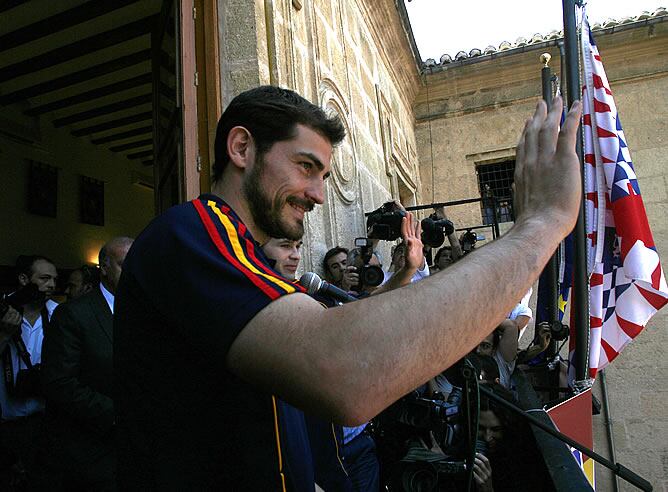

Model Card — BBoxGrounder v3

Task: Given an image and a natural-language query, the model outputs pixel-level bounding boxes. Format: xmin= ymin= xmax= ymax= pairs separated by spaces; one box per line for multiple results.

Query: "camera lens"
xmin=362 ymin=265 xmax=384 ymax=287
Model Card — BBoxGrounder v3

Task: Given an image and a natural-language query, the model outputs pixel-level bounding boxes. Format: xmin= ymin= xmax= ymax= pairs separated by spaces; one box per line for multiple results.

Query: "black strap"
xmin=1 ymin=307 xmax=49 ymax=388
xmin=2 ymin=344 xmax=13 ymax=390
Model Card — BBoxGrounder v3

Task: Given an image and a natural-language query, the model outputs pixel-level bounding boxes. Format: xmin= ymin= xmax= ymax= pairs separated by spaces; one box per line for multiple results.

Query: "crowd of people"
xmin=0 ymin=83 xmax=582 ymax=491
xmin=0 ymin=239 xmax=132 ymax=491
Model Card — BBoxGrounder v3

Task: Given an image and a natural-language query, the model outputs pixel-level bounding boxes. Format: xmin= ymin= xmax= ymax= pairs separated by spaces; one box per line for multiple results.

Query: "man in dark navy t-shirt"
xmin=115 ymin=86 xmax=583 ymax=490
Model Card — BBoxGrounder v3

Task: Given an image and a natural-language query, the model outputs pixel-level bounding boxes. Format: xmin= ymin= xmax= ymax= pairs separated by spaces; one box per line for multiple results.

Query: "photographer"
xmin=322 ymin=246 xmax=352 ymax=289
xmin=114 ymin=85 xmax=582 ymax=490
xmin=476 ymin=319 xmax=520 ymax=391
xmin=0 ymin=255 xmax=59 ymax=489
xmin=429 ymin=206 xmax=463 ymax=274
xmin=474 ymin=384 xmax=551 ymax=491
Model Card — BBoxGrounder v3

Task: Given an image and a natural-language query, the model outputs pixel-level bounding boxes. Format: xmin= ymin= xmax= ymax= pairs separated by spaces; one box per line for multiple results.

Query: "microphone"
xmin=299 ymin=272 xmax=358 ymax=304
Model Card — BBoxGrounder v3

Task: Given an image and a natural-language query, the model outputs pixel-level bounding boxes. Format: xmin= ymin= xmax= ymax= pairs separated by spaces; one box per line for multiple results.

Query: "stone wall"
xmin=414 ymin=19 xmax=668 ymax=490
xmin=217 ymin=0 xmax=423 ymax=274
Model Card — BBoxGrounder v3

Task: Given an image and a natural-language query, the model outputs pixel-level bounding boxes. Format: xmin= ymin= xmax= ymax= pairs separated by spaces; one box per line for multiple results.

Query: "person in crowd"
xmin=476 ymin=319 xmax=520 ymax=390
xmin=432 ymin=246 xmax=454 ymax=273
xmin=262 ymin=238 xmax=303 ymax=281
xmin=0 ymin=255 xmax=58 ymax=489
xmin=64 ymin=265 xmax=99 ymax=301
xmin=383 ymin=241 xmax=429 ymax=285
xmin=113 ymin=85 xmax=582 ymax=489
xmin=323 ymin=245 xmax=364 ymax=294
xmin=428 ymin=352 xmax=501 ymax=399
xmin=474 ymin=383 xmax=551 ymax=491
xmin=262 ymin=238 xmax=353 ymax=490
xmin=41 ymin=237 xmax=133 ymax=491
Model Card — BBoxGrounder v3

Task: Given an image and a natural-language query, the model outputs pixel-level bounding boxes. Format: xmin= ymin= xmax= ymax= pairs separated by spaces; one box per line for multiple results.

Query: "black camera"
xmin=347 ymin=238 xmax=384 ymax=292
xmin=0 ymin=283 xmax=43 ymax=319
xmin=9 ymin=365 xmax=42 ymax=399
xmin=459 ymin=230 xmax=478 ymax=254
xmin=375 ymin=387 xmax=469 ymax=491
xmin=421 ymin=213 xmax=455 ymax=249
xmin=1 ymin=284 xmax=45 ymax=399
xmin=366 ymin=202 xmax=406 ymax=241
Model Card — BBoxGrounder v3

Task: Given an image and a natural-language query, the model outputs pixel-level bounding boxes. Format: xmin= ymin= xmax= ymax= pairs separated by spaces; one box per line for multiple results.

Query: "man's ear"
xmin=99 ymin=260 xmax=108 ymax=279
xmin=17 ymin=273 xmax=29 ymax=287
xmin=227 ymin=126 xmax=254 ymax=170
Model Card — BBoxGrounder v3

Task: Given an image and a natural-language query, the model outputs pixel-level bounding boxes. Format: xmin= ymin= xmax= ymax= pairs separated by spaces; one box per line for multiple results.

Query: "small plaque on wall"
xmin=80 ymin=176 xmax=104 ymax=226
xmin=27 ymin=161 xmax=58 ymax=217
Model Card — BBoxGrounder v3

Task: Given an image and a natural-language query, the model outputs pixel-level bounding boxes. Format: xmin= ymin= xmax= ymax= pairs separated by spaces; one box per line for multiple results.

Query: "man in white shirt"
xmin=0 ymin=255 xmax=58 ymax=488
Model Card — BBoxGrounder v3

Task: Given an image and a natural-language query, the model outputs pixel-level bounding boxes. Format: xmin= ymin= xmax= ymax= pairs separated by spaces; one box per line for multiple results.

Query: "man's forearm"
xmin=228 ymin=97 xmax=582 ymax=425
xmin=230 ymin=218 xmax=564 ymax=425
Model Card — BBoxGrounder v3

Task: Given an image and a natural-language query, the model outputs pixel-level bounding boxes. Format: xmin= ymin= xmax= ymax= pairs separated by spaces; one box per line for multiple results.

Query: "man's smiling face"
xmin=243 ymin=124 xmax=332 ymax=241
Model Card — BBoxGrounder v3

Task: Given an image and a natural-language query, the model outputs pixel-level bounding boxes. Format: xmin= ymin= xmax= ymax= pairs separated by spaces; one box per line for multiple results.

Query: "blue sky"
xmin=405 ymin=0 xmax=665 ymax=60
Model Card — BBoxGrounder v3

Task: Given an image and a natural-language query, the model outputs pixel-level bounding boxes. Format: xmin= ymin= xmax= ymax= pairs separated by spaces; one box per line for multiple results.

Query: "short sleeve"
xmin=117 ymin=197 xmax=303 ymax=362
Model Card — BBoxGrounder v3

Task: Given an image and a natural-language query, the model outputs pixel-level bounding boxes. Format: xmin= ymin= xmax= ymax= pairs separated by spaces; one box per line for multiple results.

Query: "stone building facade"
xmin=218 ymin=0 xmax=425 ymax=272
xmin=413 ymin=13 xmax=668 ymax=491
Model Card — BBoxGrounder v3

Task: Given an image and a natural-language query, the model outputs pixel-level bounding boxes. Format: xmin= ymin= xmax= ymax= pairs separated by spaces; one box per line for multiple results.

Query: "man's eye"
xmin=300 ymin=161 xmax=313 ymax=171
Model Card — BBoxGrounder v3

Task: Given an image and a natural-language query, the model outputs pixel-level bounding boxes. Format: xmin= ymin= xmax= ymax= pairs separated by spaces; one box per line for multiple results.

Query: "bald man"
xmin=42 ymin=237 xmax=133 ymax=491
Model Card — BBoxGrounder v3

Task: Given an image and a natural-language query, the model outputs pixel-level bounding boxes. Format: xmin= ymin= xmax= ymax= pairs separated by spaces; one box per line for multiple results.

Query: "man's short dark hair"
xmin=479 ymin=382 xmax=518 ymax=428
xmin=434 ymin=246 xmax=452 ymax=265
xmin=79 ymin=264 xmax=100 ymax=288
xmin=212 ymin=86 xmax=346 ymax=182
xmin=15 ymin=255 xmax=54 ymax=277
xmin=322 ymin=247 xmax=348 ymax=275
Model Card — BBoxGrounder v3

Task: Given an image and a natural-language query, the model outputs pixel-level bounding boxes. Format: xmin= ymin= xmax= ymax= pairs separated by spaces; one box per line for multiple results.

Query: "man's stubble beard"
xmin=242 ymin=153 xmax=305 ymax=241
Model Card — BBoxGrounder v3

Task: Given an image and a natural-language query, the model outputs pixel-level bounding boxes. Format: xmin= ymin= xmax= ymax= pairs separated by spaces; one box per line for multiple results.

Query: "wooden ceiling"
xmin=0 ymin=0 xmax=167 ymax=166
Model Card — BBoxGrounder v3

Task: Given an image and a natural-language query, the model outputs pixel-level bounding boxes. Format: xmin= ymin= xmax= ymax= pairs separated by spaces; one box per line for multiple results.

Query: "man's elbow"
xmin=311 ymin=359 xmax=378 ymax=426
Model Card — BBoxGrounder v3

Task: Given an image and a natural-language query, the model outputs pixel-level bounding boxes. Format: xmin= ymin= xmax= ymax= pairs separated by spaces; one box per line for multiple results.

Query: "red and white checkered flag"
xmin=575 ymin=12 xmax=668 ymax=378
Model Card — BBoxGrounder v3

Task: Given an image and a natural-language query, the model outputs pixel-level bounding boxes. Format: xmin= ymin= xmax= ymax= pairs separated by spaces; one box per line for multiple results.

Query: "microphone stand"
xmin=478 ymin=385 xmax=652 ymax=491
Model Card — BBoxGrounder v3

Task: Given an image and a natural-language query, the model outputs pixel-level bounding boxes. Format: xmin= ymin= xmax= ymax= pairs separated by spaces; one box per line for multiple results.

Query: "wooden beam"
xmin=0 ymin=50 xmax=151 ymax=106
xmin=53 ymin=93 xmax=152 ymax=127
xmin=127 ymin=150 xmax=153 ymax=160
xmin=109 ymin=138 xmax=153 ymax=152
xmin=0 ymin=0 xmax=141 ymax=53
xmin=0 ymin=15 xmax=157 ymax=83
xmin=71 ymin=111 xmax=152 ymax=137
xmin=24 ymin=73 xmax=152 ymax=116
xmin=90 ymin=125 xmax=152 ymax=145
xmin=0 ymin=0 xmax=29 ymax=14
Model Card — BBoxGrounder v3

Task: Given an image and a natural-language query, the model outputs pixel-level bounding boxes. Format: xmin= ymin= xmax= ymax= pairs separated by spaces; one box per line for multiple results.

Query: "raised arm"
xmin=228 ymin=97 xmax=582 ymax=425
xmin=371 ymin=213 xmax=423 ymax=295
xmin=434 ymin=206 xmax=463 ymax=261
xmin=495 ymin=319 xmax=520 ymax=363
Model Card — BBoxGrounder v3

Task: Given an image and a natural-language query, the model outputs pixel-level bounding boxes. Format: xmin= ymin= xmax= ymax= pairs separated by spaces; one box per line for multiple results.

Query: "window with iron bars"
xmin=476 ymin=160 xmax=515 ymax=224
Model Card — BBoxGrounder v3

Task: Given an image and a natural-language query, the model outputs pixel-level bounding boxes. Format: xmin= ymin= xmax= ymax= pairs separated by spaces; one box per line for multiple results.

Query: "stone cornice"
xmin=414 ymin=19 xmax=668 ymax=119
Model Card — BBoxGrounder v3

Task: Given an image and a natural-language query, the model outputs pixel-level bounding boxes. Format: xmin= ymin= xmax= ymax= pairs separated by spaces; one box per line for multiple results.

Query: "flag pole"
xmin=539 ymin=54 xmax=562 ymax=399
xmin=540 ymin=53 xmax=560 ymax=327
xmin=562 ymin=0 xmax=589 ymax=383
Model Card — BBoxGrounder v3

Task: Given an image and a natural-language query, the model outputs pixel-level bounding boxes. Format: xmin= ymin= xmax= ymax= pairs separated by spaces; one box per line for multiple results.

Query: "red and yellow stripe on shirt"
xmin=192 ymin=198 xmax=305 ymax=300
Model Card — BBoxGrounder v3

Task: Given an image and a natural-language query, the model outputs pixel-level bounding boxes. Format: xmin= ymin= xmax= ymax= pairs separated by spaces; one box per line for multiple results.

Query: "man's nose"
xmin=305 ymin=179 xmax=325 ymax=205
xmin=289 ymin=249 xmax=301 ymax=260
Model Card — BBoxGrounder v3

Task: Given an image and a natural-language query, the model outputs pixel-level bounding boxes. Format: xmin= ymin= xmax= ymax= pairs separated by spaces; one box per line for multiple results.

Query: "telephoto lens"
xmin=475 ymin=438 xmax=488 ymax=456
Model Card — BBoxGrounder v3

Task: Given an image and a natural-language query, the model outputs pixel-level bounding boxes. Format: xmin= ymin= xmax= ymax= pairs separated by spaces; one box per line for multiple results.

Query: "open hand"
xmin=401 ymin=212 xmax=424 ymax=272
xmin=514 ymin=96 xmax=582 ymax=237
